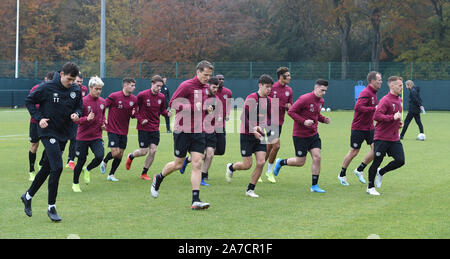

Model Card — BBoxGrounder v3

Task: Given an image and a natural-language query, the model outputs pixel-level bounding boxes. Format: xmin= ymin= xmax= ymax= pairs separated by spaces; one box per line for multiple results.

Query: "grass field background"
xmin=0 ymin=108 xmax=449 ymax=239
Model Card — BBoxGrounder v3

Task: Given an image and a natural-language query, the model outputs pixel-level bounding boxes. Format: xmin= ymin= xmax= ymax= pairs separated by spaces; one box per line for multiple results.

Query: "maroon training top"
xmin=351 ymin=84 xmax=377 ymax=131
xmin=105 ymin=90 xmax=138 ymax=136
xmin=169 ymin=76 xmax=208 ymax=133
xmin=374 ymin=92 xmax=403 ymax=142
xmin=240 ymin=92 xmax=272 ymax=135
xmin=288 ymin=91 xmax=327 ymax=138
xmin=76 ymin=95 xmax=106 ymax=141
xmin=268 ymin=81 xmax=293 ymax=126
xmin=135 ymin=89 xmax=168 ymax=132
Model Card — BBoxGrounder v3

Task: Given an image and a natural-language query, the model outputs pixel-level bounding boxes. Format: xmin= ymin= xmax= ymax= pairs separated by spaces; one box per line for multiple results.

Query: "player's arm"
xmin=354 ymin=94 xmax=375 ymax=113
xmin=374 ymin=100 xmax=395 ymax=122
xmin=287 ymin=97 xmax=306 ymax=125
xmin=25 ymin=84 xmax=45 ymax=123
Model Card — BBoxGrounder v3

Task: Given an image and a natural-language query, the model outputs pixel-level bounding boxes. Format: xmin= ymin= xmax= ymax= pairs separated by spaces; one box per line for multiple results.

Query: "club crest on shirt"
xmin=372 ymin=97 xmax=375 ymax=105
xmin=129 ymin=101 xmax=134 ymax=107
xmin=118 ymin=101 xmax=123 ymax=109
xmin=158 ymin=99 xmax=162 ymax=105
xmin=146 ymin=99 xmax=151 ymax=107
xmin=100 ymin=104 xmax=104 ymax=110
xmin=285 ymin=91 xmax=290 ymax=97
xmin=392 ymin=103 xmax=396 ymax=111
xmin=273 ymin=91 xmax=277 ymax=97
xmin=70 ymin=92 xmax=76 ymax=99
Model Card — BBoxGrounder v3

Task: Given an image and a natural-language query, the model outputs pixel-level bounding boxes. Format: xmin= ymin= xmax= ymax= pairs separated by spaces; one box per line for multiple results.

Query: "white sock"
xmin=26 ymin=192 xmax=33 ymax=200
xmin=48 ymin=204 xmax=56 ymax=210
xmin=267 ymin=163 xmax=273 ymax=173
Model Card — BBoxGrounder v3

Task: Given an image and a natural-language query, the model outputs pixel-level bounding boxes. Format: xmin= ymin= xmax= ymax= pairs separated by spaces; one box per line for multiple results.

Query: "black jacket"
xmin=160 ymin=84 xmax=170 ymax=108
xmin=25 ymin=71 xmax=83 ymax=141
xmin=407 ymin=86 xmax=422 ymax=114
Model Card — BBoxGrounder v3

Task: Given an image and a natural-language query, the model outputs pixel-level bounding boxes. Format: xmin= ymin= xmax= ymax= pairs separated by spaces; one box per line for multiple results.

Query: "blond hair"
xmin=89 ymin=76 xmax=104 ymax=88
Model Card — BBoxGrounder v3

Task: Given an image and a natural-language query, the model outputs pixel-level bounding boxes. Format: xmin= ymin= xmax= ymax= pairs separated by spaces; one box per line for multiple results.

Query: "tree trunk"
xmin=370 ymin=7 xmax=381 ymax=71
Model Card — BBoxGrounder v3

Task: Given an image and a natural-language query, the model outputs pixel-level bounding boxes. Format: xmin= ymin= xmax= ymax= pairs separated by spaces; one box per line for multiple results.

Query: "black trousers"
xmin=27 ymin=137 xmax=67 ymax=205
xmin=368 ymin=140 xmax=405 ymax=188
xmin=73 ymin=139 xmax=105 ymax=184
xmin=164 ymin=115 xmax=171 ymax=132
xmin=400 ymin=112 xmax=424 ymax=137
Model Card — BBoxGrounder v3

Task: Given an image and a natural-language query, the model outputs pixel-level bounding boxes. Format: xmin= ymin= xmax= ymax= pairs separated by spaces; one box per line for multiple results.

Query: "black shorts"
xmin=29 ymin=122 xmax=40 ymax=143
xmin=205 ymin=133 xmax=217 ymax=149
xmin=293 ymin=134 xmax=321 ymax=157
xmin=107 ymin=132 xmax=128 ymax=149
xmin=214 ymin=129 xmax=226 ymax=156
xmin=350 ymin=129 xmax=374 ymax=149
xmin=173 ymin=132 xmax=206 ymax=158
xmin=267 ymin=125 xmax=283 ymax=143
xmin=240 ymin=134 xmax=266 ymax=157
xmin=75 ymin=139 xmax=104 ymax=159
xmin=138 ymin=130 xmax=160 ymax=147
xmin=373 ymin=140 xmax=404 ymax=160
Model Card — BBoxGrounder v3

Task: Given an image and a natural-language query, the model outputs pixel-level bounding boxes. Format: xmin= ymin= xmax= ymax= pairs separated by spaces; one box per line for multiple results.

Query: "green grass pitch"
xmin=0 ymin=108 xmax=449 ymax=239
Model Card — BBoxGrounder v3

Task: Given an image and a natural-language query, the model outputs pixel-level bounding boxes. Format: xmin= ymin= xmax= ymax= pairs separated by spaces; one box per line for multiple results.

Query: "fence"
xmin=1 ymin=61 xmax=449 ymax=81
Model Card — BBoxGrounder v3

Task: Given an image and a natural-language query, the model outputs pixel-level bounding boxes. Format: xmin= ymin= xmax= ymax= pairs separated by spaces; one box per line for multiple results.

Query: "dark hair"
xmin=151 ymin=75 xmax=164 ymax=84
xmin=208 ymin=76 xmax=220 ymax=86
xmin=61 ymin=62 xmax=80 ymax=77
xmin=77 ymin=72 xmax=83 ymax=79
xmin=258 ymin=74 xmax=274 ymax=85
xmin=367 ymin=71 xmax=381 ymax=83
xmin=276 ymin=67 xmax=289 ymax=80
xmin=196 ymin=60 xmax=214 ymax=72
xmin=122 ymin=77 xmax=136 ymax=85
xmin=46 ymin=71 xmax=54 ymax=80
xmin=315 ymin=79 xmax=329 ymax=87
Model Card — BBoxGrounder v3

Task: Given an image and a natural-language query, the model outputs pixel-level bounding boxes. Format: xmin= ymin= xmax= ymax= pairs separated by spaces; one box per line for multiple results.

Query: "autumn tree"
xmin=133 ymin=0 xmax=230 ymax=62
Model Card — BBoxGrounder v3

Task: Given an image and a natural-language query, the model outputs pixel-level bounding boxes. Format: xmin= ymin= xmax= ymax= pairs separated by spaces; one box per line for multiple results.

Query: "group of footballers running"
xmin=21 ymin=60 xmax=405 ymax=221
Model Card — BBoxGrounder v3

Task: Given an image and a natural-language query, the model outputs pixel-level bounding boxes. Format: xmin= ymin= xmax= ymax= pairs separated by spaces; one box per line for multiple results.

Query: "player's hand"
xmin=39 ymin=118 xmax=50 ymax=129
xmin=167 ymin=111 xmax=172 ymax=117
xmin=304 ymin=119 xmax=314 ymax=126
xmin=253 ymin=126 xmax=264 ymax=141
xmin=101 ymin=123 xmax=106 ymax=130
xmin=87 ymin=112 xmax=95 ymax=121
xmin=399 ymin=121 xmax=403 ymax=128
xmin=207 ymin=105 xmax=214 ymax=114
xmin=71 ymin=113 xmax=80 ymax=123
xmin=394 ymin=111 xmax=401 ymax=120
xmin=141 ymin=119 xmax=148 ymax=125
xmin=324 ymin=117 xmax=331 ymax=124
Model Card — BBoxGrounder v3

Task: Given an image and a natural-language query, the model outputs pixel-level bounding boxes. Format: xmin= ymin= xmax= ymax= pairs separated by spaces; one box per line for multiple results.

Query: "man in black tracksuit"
xmin=400 ymin=80 xmax=425 ymax=140
xmin=21 ymin=62 xmax=82 ymax=222
xmin=160 ymin=76 xmax=171 ymax=133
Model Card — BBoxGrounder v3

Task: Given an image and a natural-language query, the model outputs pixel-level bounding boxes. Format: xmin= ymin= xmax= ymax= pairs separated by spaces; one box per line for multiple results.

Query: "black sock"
xmin=229 ymin=163 xmax=235 ymax=172
xmin=153 ymin=173 xmax=164 ymax=190
xmin=192 ymin=190 xmax=200 ymax=203
xmin=280 ymin=159 xmax=288 ymax=166
xmin=247 ymin=183 xmax=255 ymax=191
xmin=202 ymin=172 xmax=208 ymax=180
xmin=109 ymin=158 xmax=121 ymax=175
xmin=312 ymin=175 xmax=319 ymax=185
xmin=104 ymin=152 xmax=113 ymax=163
xmin=29 ymin=151 xmax=36 ymax=172
xmin=129 ymin=154 xmax=134 ymax=160
xmin=142 ymin=167 xmax=148 ymax=175
xmin=357 ymin=162 xmax=367 ymax=172
xmin=340 ymin=167 xmax=347 ymax=177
